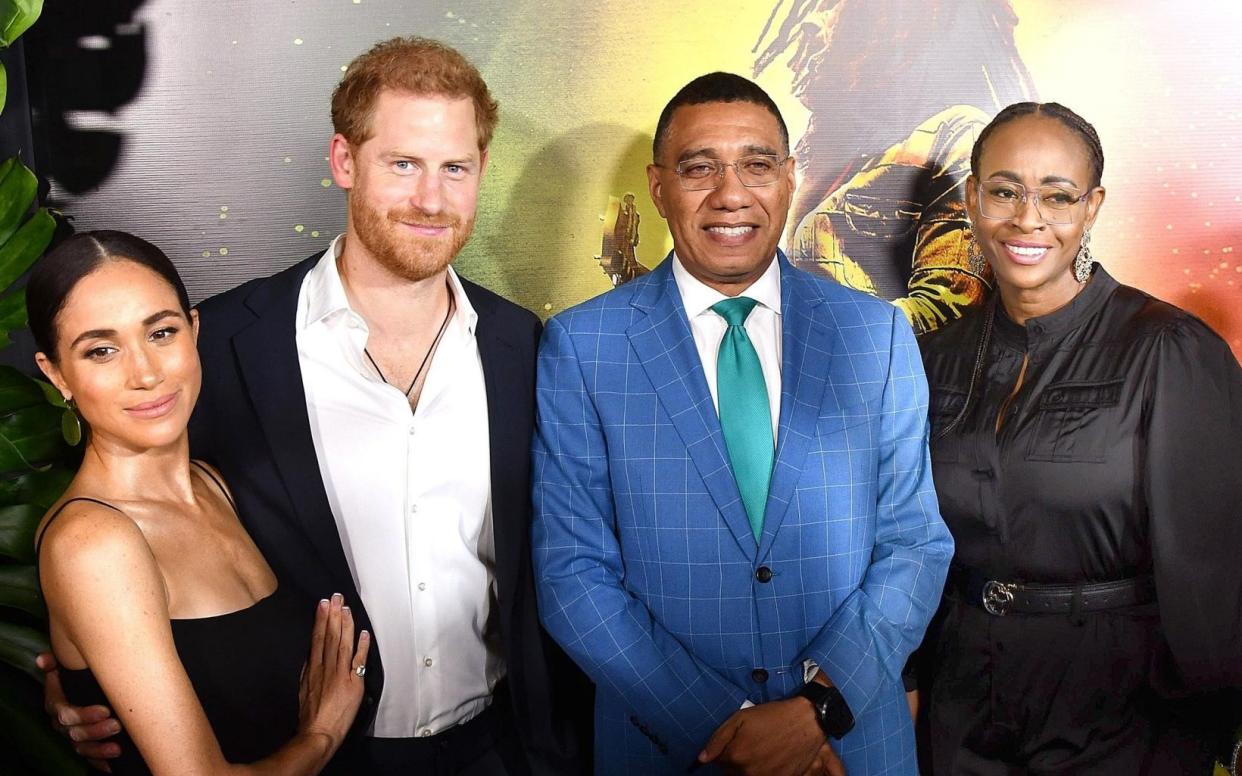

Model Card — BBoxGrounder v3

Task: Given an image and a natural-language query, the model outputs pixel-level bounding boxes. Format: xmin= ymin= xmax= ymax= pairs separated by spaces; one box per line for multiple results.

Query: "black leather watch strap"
xmin=795 ymin=681 xmax=855 ymax=740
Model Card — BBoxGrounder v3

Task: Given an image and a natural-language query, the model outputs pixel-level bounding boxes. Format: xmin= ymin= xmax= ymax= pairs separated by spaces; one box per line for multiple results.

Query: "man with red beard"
xmin=42 ymin=37 xmax=588 ymax=776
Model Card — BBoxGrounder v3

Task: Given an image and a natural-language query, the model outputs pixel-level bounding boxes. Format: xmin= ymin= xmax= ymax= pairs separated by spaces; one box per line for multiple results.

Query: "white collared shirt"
xmin=295 ymin=235 xmax=501 ymax=739
xmin=671 ymin=253 xmax=783 ymax=439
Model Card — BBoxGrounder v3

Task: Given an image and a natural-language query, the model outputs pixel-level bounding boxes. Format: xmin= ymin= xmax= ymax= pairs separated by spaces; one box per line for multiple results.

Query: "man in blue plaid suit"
xmin=532 ymin=73 xmax=953 ymax=775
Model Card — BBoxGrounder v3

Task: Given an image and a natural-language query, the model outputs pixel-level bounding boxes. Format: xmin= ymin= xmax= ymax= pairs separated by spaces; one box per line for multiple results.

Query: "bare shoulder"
xmin=37 ymin=499 xmax=157 ymax=589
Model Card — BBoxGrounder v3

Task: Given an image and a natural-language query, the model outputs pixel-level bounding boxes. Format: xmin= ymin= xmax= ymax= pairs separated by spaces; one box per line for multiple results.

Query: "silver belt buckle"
xmin=982 ymin=580 xmax=1016 ymax=616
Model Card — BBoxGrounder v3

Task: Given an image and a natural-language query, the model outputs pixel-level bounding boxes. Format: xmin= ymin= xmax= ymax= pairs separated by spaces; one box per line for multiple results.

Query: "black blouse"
xmin=918 ymin=265 xmax=1242 ymax=695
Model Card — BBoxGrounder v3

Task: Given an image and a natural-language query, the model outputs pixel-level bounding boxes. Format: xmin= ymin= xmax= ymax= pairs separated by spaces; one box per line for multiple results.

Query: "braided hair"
xmin=970 ymin=102 xmax=1105 ymax=188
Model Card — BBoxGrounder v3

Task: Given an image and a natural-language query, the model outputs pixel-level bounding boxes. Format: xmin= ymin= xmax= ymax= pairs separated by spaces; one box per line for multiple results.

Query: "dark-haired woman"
xmin=917 ymin=104 xmax=1242 ymax=773
xmin=30 ymin=231 xmax=370 ymax=775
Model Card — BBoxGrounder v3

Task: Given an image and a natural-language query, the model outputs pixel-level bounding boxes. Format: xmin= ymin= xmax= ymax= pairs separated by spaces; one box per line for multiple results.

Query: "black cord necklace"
xmin=364 ymin=290 xmax=456 ymax=398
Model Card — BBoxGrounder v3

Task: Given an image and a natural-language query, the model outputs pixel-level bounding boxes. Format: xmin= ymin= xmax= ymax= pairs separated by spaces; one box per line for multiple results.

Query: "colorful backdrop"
xmin=25 ymin=0 xmax=1242 ymax=356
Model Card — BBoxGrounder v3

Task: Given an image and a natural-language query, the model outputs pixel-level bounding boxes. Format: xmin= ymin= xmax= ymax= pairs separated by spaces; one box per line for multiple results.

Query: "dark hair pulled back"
xmin=970 ymin=102 xmax=1104 ymax=189
xmin=27 ymin=231 xmax=192 ymax=361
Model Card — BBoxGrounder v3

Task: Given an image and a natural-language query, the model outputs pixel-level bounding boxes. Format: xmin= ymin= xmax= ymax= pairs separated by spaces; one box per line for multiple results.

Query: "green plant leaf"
xmin=0 ymin=666 xmax=88 ymax=775
xmin=0 ymin=619 xmax=48 ymax=681
xmin=0 ymin=0 xmax=43 ymax=48
xmin=0 ymin=564 xmax=42 ymax=618
xmin=34 ymin=377 xmax=66 ymax=408
xmin=0 ymin=366 xmax=44 ymax=413
xmin=0 ymin=207 xmax=53 ymax=294
xmin=0 ymin=157 xmax=37 ymax=249
xmin=0 ymin=403 xmax=68 ymax=470
xmin=0 ymin=468 xmax=73 ymax=510
xmin=0 ymin=59 xmax=8 ymax=116
xmin=0 ymin=286 xmax=25 ymax=328
xmin=0 ymin=503 xmax=40 ymax=563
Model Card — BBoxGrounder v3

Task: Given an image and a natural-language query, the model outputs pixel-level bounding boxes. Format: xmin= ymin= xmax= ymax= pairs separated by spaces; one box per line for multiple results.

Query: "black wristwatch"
xmin=795 ymin=681 xmax=855 ymax=740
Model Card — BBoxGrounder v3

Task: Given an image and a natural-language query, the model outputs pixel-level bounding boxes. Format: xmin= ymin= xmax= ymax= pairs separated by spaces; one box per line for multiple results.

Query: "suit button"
xmin=755 ymin=566 xmax=773 ymax=583
xmin=751 ymin=668 xmax=769 ymax=683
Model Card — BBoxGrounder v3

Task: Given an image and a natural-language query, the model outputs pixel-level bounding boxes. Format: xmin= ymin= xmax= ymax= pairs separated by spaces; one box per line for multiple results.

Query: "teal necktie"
xmin=711 ymin=297 xmax=774 ymax=542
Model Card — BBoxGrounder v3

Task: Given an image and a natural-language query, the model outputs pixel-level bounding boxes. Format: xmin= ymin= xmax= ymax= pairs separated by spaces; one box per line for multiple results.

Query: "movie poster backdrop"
xmin=27 ymin=0 xmax=1242 ymax=358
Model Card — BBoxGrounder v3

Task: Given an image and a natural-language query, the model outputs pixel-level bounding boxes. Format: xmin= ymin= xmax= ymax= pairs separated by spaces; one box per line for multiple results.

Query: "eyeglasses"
xmin=667 ymin=154 xmax=789 ymax=191
xmin=976 ymin=179 xmax=1091 ymax=225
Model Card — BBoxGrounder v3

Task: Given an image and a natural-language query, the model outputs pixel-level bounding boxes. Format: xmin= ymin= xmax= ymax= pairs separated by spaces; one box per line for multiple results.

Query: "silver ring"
xmin=354 ymin=664 xmax=366 ymax=678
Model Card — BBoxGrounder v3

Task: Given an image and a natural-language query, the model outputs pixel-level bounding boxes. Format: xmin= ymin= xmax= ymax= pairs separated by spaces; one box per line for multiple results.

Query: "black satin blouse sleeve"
xmin=1142 ymin=317 xmax=1242 ymax=692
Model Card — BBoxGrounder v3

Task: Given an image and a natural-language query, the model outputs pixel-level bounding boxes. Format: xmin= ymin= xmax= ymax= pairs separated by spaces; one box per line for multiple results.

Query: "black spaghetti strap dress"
xmin=38 ymin=463 xmax=313 ymax=774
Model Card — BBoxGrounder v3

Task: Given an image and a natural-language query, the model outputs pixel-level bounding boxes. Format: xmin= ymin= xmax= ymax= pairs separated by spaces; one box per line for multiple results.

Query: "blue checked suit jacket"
xmin=532 ymin=252 xmax=953 ymax=774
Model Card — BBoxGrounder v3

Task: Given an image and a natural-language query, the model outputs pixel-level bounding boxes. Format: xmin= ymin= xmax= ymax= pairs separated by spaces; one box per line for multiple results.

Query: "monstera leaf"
xmin=0 ymin=159 xmax=54 ymax=348
xmin=0 ymin=1 xmax=44 ymax=114
xmin=0 ymin=0 xmax=40 ymax=48
xmin=0 ymin=5 xmax=91 ymax=772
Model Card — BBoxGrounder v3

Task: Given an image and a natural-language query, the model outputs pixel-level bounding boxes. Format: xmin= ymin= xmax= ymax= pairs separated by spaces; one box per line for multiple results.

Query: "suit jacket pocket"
xmin=1025 ymin=378 xmax=1123 ymax=463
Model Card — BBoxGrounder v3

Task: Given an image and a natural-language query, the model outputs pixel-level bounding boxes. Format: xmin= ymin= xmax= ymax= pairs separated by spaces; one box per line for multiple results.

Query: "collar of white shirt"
xmin=669 ymin=250 xmax=782 ymax=320
xmin=299 ymin=234 xmax=480 ymax=354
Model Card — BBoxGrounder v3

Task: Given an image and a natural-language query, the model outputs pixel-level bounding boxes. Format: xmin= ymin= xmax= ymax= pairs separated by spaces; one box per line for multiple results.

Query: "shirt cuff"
xmin=802 ymin=659 xmax=820 ymax=684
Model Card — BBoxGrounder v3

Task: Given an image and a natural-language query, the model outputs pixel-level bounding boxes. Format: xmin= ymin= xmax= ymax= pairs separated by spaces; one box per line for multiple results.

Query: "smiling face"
xmin=966 ymin=114 xmax=1106 ymax=317
xmin=647 ymin=101 xmax=795 ymax=295
xmin=330 ymin=90 xmax=487 ymax=282
xmin=36 ymin=260 xmax=201 ymax=454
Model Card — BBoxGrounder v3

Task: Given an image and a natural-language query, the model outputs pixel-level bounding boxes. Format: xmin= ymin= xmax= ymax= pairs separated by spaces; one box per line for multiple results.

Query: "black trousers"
xmin=345 ymin=693 xmax=531 ymax=776
xmin=925 ymin=598 xmax=1217 ymax=775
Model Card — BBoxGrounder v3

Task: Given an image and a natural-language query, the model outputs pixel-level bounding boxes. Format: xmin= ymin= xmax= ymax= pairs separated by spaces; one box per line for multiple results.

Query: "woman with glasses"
xmin=914 ymin=103 xmax=1242 ymax=774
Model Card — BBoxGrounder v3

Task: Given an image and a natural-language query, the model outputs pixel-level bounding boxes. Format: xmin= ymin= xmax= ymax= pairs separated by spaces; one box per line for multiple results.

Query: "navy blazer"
xmin=190 ymin=255 xmax=586 ymax=773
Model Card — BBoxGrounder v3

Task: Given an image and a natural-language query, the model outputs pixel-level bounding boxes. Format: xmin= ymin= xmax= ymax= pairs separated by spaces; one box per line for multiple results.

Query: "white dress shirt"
xmin=296 ymin=236 xmax=502 ymax=739
xmin=671 ymin=252 xmax=783 ymax=440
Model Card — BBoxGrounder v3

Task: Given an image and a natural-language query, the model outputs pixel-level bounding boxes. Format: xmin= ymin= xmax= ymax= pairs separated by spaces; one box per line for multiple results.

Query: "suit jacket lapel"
xmin=757 ymin=255 xmax=838 ymax=560
xmin=627 ymin=256 xmax=757 ymax=557
xmin=467 ymin=282 xmax=525 ymax=620
xmin=231 ymin=261 xmax=357 ymax=587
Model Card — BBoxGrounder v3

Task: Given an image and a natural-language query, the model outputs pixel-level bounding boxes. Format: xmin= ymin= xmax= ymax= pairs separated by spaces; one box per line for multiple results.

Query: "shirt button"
xmin=411 ymin=503 xmax=419 ymax=513
xmin=417 ymin=582 xmax=426 ymax=591
xmin=751 ymin=668 xmax=769 ymax=683
xmin=408 ymin=426 xmax=416 ymax=436
xmin=420 ymin=729 xmax=432 ymax=737
xmin=424 ymin=657 xmax=434 ymax=667
xmin=755 ymin=566 xmax=773 ymax=583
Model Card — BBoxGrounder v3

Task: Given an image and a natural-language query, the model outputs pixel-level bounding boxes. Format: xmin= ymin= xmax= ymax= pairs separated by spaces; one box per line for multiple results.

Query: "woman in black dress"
xmin=917 ymin=103 xmax=1241 ymax=773
xmin=31 ymin=231 xmax=370 ymax=775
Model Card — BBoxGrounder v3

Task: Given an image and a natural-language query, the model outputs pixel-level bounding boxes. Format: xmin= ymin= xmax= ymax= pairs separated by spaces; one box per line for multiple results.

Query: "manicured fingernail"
xmin=331 ymin=593 xmax=343 ymax=604
xmin=342 ymin=605 xmax=350 ymax=613
xmin=106 ymin=721 xmax=121 ymax=735
xmin=361 ymin=630 xmax=369 ymax=639
xmin=319 ymin=599 xmax=329 ymax=609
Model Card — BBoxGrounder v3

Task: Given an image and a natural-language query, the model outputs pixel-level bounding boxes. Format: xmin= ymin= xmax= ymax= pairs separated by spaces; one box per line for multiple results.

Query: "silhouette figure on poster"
xmin=754 ymin=0 xmax=1036 ymax=332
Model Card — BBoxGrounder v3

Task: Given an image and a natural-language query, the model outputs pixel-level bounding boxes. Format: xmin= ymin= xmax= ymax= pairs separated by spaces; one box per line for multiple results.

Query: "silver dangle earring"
xmin=1074 ymin=229 xmax=1094 ymax=282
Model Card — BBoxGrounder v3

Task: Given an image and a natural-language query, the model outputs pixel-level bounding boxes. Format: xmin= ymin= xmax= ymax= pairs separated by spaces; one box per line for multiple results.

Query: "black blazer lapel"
xmin=229 ymin=260 xmax=359 ymax=591
xmin=465 ymin=278 xmax=532 ymax=625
